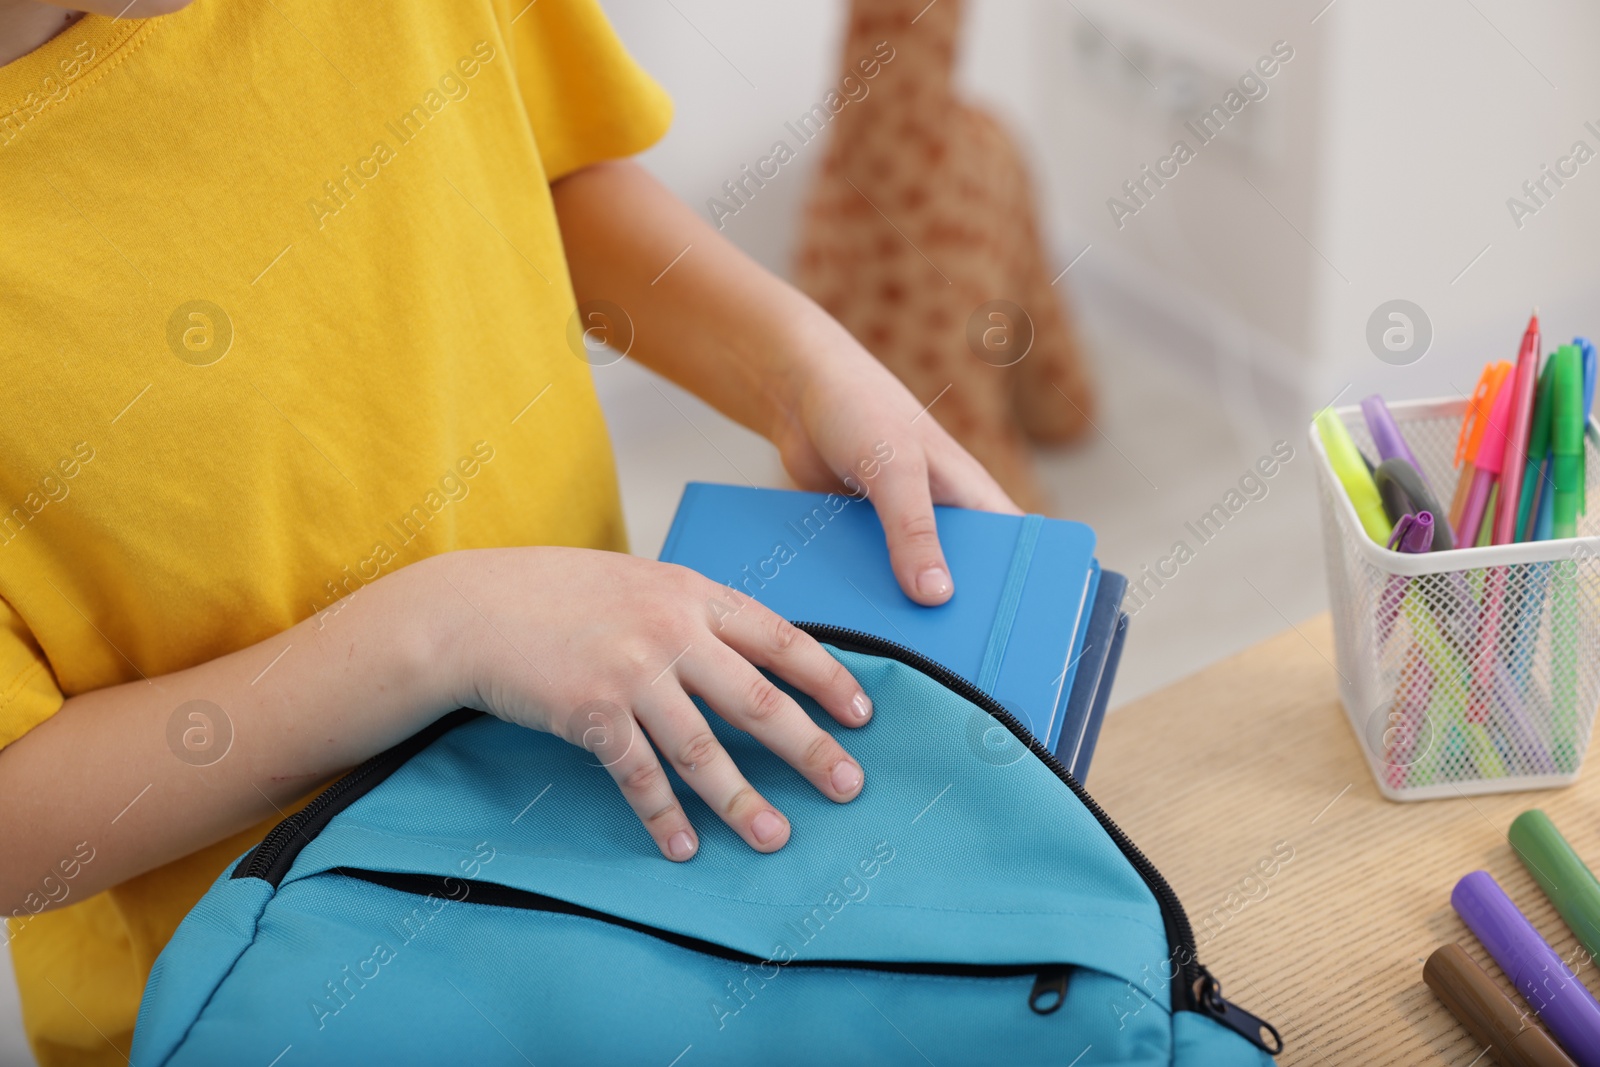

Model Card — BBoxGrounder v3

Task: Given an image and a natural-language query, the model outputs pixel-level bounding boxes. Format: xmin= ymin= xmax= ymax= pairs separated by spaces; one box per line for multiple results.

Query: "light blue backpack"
xmin=133 ymin=625 xmax=1282 ymax=1065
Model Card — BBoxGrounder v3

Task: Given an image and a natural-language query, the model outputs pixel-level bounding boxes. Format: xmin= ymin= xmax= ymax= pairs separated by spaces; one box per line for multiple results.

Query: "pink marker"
xmin=1456 ymin=371 xmax=1517 ymax=547
xmin=1492 ymin=310 xmax=1541 ymax=545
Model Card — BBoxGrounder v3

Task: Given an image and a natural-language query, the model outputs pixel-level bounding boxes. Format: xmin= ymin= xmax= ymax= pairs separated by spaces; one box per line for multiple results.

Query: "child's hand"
xmin=427 ymin=548 xmax=869 ymax=862
xmin=772 ymin=322 xmax=1023 ymax=606
xmin=552 ymin=160 xmax=1022 ymax=606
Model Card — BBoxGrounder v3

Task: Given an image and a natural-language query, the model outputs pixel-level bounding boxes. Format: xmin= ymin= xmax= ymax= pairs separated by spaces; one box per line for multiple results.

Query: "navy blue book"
xmin=1058 ymin=571 xmax=1129 ymax=780
xmin=658 ymin=483 xmax=1126 ymax=773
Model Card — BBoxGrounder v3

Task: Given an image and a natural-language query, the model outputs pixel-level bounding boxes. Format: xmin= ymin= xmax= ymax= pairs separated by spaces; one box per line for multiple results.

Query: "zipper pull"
xmin=1028 ymin=967 xmax=1070 ymax=1015
xmin=1193 ymin=969 xmax=1283 ymax=1054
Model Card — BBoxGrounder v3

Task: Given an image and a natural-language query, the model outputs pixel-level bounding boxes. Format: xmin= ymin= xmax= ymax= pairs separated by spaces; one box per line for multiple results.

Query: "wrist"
xmin=761 ymin=297 xmax=857 ymax=441
xmin=369 ymin=554 xmax=472 ymax=714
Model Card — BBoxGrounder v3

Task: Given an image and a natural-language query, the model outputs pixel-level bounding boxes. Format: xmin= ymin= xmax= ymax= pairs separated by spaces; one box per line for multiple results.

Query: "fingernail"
xmin=851 ymin=691 xmax=873 ymax=720
xmin=916 ymin=565 xmax=952 ymax=599
xmin=831 ymin=761 xmax=863 ymax=797
xmin=751 ymin=810 xmax=785 ymax=845
xmin=667 ymin=831 xmax=697 ymax=861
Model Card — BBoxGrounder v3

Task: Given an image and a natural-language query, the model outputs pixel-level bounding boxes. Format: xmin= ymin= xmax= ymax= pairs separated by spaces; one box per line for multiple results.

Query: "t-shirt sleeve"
xmin=0 ymin=596 xmax=63 ymax=751
xmin=507 ymin=0 xmax=673 ymax=182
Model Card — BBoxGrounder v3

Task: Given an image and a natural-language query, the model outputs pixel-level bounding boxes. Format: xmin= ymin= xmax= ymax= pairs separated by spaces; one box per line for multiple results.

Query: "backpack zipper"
xmin=334 ymin=867 xmax=1073 ymax=1015
xmin=794 ymin=622 xmax=1282 ymax=1056
xmin=229 ymin=627 xmax=1281 ymax=1053
xmin=232 ymin=708 xmax=483 ymax=885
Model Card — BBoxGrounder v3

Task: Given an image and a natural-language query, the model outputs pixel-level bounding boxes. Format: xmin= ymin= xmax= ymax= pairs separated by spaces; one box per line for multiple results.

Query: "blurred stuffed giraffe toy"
xmin=794 ymin=0 xmax=1095 ymax=513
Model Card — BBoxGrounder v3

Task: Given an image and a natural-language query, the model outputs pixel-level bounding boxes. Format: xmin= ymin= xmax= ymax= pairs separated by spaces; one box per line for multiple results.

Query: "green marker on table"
xmin=1509 ymin=809 xmax=1600 ymax=961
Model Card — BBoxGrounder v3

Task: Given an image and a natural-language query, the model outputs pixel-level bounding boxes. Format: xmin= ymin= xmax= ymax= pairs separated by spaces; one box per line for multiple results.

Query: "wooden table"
xmin=1090 ymin=614 xmax=1600 ymax=1066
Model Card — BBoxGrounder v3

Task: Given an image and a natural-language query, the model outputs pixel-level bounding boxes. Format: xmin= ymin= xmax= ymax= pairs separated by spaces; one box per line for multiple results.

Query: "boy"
xmin=0 ymin=0 xmax=1016 ymax=1062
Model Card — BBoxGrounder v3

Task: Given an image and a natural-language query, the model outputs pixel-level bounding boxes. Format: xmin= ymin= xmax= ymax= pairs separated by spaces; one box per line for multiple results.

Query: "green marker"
xmin=1552 ymin=555 xmax=1581 ymax=772
xmin=1515 ymin=355 xmax=1558 ymax=541
xmin=1552 ymin=345 xmax=1585 ymax=540
xmin=1548 ymin=347 xmax=1586 ymax=767
xmin=1509 ymin=809 xmax=1600 ymax=960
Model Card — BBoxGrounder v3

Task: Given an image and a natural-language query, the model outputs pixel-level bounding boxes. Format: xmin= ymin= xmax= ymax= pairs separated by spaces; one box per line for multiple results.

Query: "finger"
xmin=713 ymin=601 xmax=872 ymax=727
xmin=640 ymin=690 xmax=794 ymax=852
xmin=679 ymin=644 xmax=864 ymax=806
xmin=573 ymin=701 xmax=700 ymax=862
xmin=869 ymin=453 xmax=954 ymax=605
xmin=926 ymin=438 xmax=1024 ymax=515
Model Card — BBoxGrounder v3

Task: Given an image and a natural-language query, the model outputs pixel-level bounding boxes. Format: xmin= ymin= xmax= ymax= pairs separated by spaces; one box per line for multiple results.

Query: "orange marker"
xmin=1451 ymin=361 xmax=1513 ymax=529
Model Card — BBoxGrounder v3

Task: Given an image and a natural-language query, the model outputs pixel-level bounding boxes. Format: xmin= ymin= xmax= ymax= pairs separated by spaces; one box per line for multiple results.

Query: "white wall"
xmin=599 ymin=0 xmax=848 ymax=276
xmin=1312 ymin=0 xmax=1600 ymax=408
xmin=1026 ymin=0 xmax=1323 ymax=380
xmin=605 ymin=1 xmax=1600 ymax=420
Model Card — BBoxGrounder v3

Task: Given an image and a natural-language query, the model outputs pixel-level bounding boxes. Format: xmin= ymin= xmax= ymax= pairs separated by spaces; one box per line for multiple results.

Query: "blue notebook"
xmin=1059 ymin=571 xmax=1128 ymax=781
xmin=659 ymin=483 xmax=1127 ymax=774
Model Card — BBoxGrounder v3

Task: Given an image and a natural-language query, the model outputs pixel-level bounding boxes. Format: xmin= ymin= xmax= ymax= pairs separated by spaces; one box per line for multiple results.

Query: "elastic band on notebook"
xmin=975 ymin=514 xmax=1043 ymax=696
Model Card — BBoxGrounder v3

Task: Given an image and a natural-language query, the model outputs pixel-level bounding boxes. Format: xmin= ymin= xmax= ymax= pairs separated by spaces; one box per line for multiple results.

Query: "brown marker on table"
xmin=1424 ymin=944 xmax=1577 ymax=1067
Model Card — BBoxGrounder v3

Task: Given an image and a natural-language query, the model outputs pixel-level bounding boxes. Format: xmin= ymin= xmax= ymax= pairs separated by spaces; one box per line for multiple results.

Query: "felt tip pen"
xmin=1452 ymin=870 xmax=1600 ymax=1066
xmin=1363 ymin=395 xmax=1441 ymax=507
xmin=1580 ymin=337 xmax=1597 ymax=421
xmin=1453 ymin=362 xmax=1513 ymax=529
xmin=1494 ymin=310 xmax=1542 ymax=545
xmin=1537 ymin=459 xmax=1558 ymax=540
xmin=1510 ymin=810 xmax=1600 ymax=964
xmin=1387 ymin=510 xmax=1433 ymax=554
xmin=1517 ymin=357 xmax=1559 ymax=543
xmin=1552 ymin=345 xmax=1586 ymax=540
xmin=1316 ymin=408 xmax=1391 ymax=543
xmin=1375 ymin=459 xmax=1454 ymax=550
xmin=1362 ymin=394 xmax=1417 ymax=466
xmin=1458 ymin=370 xmax=1518 ymax=548
xmin=1424 ymin=944 xmax=1578 ymax=1067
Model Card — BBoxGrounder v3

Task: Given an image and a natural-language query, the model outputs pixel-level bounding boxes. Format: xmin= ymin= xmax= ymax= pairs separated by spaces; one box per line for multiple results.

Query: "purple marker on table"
xmin=1453 ymin=870 xmax=1600 ymax=1066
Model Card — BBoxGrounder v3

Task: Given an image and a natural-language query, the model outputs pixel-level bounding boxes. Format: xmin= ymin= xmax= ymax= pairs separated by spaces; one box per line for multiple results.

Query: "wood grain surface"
xmin=1089 ymin=614 xmax=1600 ymax=1066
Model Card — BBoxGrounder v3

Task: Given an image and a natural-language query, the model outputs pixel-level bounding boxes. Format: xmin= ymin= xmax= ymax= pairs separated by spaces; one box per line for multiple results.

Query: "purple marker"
xmin=1453 ymin=870 xmax=1600 ymax=1066
xmin=1377 ymin=513 xmax=1436 ymax=648
xmin=1362 ymin=395 xmax=1427 ymax=478
xmin=1386 ymin=511 xmax=1434 ymax=554
xmin=1364 ymin=396 xmax=1456 ymax=549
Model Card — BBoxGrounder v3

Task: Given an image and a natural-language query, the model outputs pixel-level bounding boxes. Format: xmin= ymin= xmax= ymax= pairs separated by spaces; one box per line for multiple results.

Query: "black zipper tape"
xmin=231 ymin=708 xmax=482 ymax=885
xmin=335 ymin=866 xmax=1069 ymax=1014
xmin=795 ymin=623 xmax=1282 ymax=1055
xmin=228 ymin=626 xmax=1281 ymax=1053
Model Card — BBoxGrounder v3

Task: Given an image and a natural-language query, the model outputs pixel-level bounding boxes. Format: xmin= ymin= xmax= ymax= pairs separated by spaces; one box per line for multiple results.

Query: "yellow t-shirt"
xmin=0 ymin=2 xmax=670 ymax=1062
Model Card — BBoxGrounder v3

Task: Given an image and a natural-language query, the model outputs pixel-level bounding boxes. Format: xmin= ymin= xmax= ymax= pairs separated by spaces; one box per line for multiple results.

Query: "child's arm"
xmin=551 ymin=160 xmax=1020 ymax=606
xmin=0 ymin=160 xmax=1017 ymax=915
xmin=0 ymin=548 xmax=873 ymax=909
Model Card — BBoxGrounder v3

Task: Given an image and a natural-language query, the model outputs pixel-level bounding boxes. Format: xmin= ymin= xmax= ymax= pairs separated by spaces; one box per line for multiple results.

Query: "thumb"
xmin=870 ymin=461 xmax=953 ymax=606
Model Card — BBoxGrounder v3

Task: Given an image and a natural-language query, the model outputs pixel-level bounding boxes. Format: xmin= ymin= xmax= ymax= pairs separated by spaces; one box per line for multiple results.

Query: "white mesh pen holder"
xmin=1311 ymin=399 xmax=1600 ymax=800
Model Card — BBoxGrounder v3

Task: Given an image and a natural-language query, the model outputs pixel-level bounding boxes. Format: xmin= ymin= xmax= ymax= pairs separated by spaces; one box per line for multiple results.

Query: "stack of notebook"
xmin=659 ymin=483 xmax=1128 ymax=780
